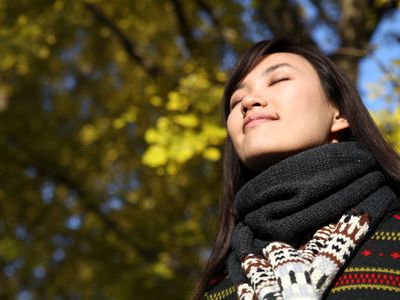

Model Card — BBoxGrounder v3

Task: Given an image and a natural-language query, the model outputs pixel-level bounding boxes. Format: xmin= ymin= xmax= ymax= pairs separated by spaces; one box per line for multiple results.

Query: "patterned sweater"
xmin=203 ymin=210 xmax=400 ymax=300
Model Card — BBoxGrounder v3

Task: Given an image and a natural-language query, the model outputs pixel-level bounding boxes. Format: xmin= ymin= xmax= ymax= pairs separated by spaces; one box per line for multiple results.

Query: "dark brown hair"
xmin=192 ymin=39 xmax=400 ymax=299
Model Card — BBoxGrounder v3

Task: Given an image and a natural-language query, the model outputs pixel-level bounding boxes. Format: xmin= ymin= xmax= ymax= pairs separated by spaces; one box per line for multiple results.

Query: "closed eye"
xmin=269 ymin=77 xmax=289 ymax=86
xmin=230 ymin=98 xmax=243 ymax=110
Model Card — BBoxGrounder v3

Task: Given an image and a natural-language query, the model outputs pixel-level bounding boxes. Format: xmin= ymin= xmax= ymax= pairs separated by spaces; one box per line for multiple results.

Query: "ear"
xmin=330 ymin=109 xmax=349 ymax=133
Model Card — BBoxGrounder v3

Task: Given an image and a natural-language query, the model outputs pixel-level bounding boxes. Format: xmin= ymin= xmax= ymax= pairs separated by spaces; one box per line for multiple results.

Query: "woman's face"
xmin=227 ymin=52 xmax=349 ymax=171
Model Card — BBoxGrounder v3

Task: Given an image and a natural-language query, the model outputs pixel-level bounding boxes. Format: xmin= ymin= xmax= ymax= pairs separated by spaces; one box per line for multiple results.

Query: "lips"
xmin=243 ymin=113 xmax=278 ymax=131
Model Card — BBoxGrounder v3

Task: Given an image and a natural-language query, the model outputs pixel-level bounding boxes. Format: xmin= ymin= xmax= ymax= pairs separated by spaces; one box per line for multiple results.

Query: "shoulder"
xmin=326 ymin=209 xmax=400 ymax=299
xmin=202 ymin=276 xmax=236 ymax=300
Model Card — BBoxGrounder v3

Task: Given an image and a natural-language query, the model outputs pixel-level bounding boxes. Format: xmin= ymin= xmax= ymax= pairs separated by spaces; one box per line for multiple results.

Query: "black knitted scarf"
xmin=227 ymin=142 xmax=397 ymax=300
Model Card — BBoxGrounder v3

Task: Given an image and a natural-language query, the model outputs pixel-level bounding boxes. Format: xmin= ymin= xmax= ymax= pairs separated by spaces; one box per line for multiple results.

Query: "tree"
xmin=0 ymin=0 xmax=398 ymax=299
xmin=370 ymin=57 xmax=400 ymax=150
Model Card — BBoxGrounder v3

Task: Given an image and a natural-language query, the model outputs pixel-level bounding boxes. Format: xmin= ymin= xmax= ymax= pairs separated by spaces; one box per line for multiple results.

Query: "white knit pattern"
xmin=241 ymin=254 xmax=282 ymax=299
xmin=237 ymin=283 xmax=255 ymax=300
xmin=237 ymin=213 xmax=370 ymax=300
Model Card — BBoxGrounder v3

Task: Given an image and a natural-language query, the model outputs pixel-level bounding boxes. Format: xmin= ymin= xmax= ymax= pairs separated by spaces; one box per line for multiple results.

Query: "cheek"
xmin=290 ymin=107 xmax=334 ymax=141
xmin=226 ymin=113 xmax=244 ymax=155
xmin=281 ymin=97 xmax=333 ymax=136
xmin=226 ymin=115 xmax=234 ymax=136
xmin=226 ymin=113 xmax=240 ymax=136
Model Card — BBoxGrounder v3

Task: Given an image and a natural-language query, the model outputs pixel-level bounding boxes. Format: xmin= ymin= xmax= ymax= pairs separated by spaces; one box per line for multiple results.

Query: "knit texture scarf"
xmin=227 ymin=142 xmax=397 ymax=300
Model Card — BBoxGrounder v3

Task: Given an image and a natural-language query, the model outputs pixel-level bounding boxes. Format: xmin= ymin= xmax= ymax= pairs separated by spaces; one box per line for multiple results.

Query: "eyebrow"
xmin=234 ymin=63 xmax=295 ymax=92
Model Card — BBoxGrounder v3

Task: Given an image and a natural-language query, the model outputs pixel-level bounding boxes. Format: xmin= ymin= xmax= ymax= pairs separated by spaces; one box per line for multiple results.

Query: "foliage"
xmin=0 ymin=0 xmax=399 ymax=299
xmin=142 ymin=69 xmax=227 ymax=173
xmin=370 ymin=58 xmax=400 ymax=151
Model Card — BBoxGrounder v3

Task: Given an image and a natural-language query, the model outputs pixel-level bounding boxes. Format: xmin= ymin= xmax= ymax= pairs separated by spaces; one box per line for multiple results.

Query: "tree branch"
xmin=197 ymin=0 xmax=218 ymax=25
xmin=4 ymin=136 xmax=159 ymax=262
xmin=83 ymin=2 xmax=162 ymax=77
xmin=374 ymin=56 xmax=400 ymax=103
xmin=332 ymin=0 xmax=397 ymax=83
xmin=254 ymin=0 xmax=316 ymax=46
xmin=309 ymin=0 xmax=337 ymax=26
xmin=196 ymin=0 xmax=227 ymax=45
xmin=335 ymin=46 xmax=372 ymax=57
xmin=169 ymin=0 xmax=198 ymax=55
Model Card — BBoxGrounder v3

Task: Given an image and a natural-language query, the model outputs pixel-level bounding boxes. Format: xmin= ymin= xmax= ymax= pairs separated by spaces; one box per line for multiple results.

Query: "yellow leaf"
xmin=46 ymin=34 xmax=57 ymax=45
xmin=142 ymin=197 xmax=155 ymax=209
xmin=79 ymin=264 xmax=93 ymax=281
xmin=115 ymin=50 xmax=128 ymax=63
xmin=112 ymin=118 xmax=125 ymax=129
xmin=123 ymin=106 xmax=138 ymax=122
xmin=150 ymin=95 xmax=163 ymax=107
xmin=203 ymin=147 xmax=221 ymax=161
xmin=157 ymin=117 xmax=171 ymax=131
xmin=166 ymin=163 xmax=178 ymax=175
xmin=104 ymin=148 xmax=118 ymax=162
xmin=216 ymin=70 xmax=227 ymax=82
xmin=17 ymin=15 xmax=28 ymax=26
xmin=166 ymin=91 xmax=189 ymax=111
xmin=2 ymin=55 xmax=16 ymax=70
xmin=202 ymin=123 xmax=227 ymax=144
xmin=0 ymin=86 xmax=9 ymax=112
xmin=152 ymin=261 xmax=173 ymax=279
xmin=80 ymin=124 xmax=98 ymax=145
xmin=173 ymin=114 xmax=199 ymax=128
xmin=145 ymin=84 xmax=158 ymax=96
xmin=38 ymin=47 xmax=50 ymax=59
xmin=53 ymin=0 xmax=64 ymax=11
xmin=142 ymin=145 xmax=168 ymax=167
xmin=17 ymin=63 xmax=29 ymax=75
xmin=0 ymin=238 xmax=20 ymax=260
xmin=172 ymin=141 xmax=194 ymax=163
xmin=144 ymin=128 xmax=159 ymax=143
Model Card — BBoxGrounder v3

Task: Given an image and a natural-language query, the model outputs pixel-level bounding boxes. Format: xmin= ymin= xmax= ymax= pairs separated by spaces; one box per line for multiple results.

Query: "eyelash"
xmin=230 ymin=98 xmax=243 ymax=110
xmin=269 ymin=77 xmax=289 ymax=86
xmin=230 ymin=77 xmax=289 ymax=109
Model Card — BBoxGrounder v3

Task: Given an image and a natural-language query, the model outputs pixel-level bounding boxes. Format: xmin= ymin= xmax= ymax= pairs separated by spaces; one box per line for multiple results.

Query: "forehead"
xmin=231 ymin=52 xmax=319 ymax=95
xmin=248 ymin=52 xmax=317 ymax=77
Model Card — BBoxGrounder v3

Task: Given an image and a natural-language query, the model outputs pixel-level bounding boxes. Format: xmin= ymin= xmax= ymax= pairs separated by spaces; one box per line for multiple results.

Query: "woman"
xmin=193 ymin=39 xmax=400 ymax=300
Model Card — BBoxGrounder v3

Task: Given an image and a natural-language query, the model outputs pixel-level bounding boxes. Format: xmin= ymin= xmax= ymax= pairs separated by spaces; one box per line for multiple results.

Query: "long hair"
xmin=192 ymin=39 xmax=400 ymax=299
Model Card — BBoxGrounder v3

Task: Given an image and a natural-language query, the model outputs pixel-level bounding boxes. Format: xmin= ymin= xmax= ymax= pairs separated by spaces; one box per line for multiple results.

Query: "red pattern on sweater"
xmin=335 ymin=272 xmax=400 ymax=287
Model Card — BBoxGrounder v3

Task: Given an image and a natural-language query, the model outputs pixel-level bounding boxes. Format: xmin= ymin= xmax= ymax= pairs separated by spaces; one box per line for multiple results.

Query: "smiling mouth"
xmin=243 ymin=116 xmax=277 ymax=131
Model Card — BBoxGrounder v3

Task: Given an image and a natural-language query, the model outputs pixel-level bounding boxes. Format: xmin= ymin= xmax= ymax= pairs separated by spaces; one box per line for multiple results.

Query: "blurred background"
xmin=0 ymin=0 xmax=399 ymax=299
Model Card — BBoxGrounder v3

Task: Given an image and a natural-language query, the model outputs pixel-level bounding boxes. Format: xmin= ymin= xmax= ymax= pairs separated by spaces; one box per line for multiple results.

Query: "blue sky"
xmin=358 ymin=9 xmax=400 ymax=112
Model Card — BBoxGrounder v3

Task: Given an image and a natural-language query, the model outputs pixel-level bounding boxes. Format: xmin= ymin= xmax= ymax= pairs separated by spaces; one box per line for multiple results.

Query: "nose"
xmin=241 ymin=94 xmax=267 ymax=116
